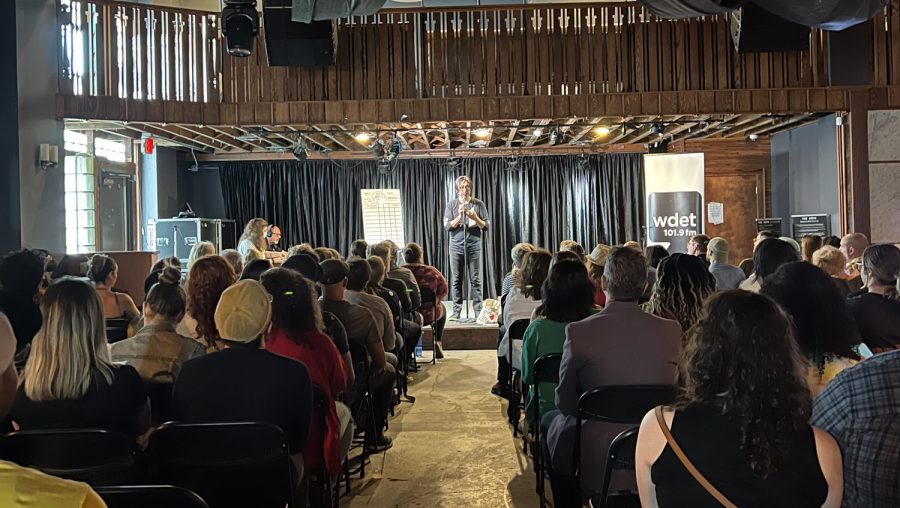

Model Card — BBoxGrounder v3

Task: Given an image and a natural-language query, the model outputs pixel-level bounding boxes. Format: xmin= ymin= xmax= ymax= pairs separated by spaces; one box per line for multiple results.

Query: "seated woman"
xmin=176 ymin=256 xmax=236 ymax=352
xmin=110 ymin=266 xmax=207 ymax=381
xmin=502 ymin=250 xmax=552 ymax=372
xmin=585 ymin=244 xmax=611 ymax=308
xmin=846 ymin=244 xmax=900 ymax=352
xmin=401 ymin=243 xmax=446 ymax=353
xmin=260 ymin=268 xmax=353 ymax=478
xmin=762 ymin=262 xmax=859 ymax=395
xmin=739 ymin=238 xmax=799 ymax=292
xmin=239 ymin=258 xmax=273 ymax=281
xmin=9 ymin=279 xmax=150 ymax=438
xmin=521 ymin=260 xmax=594 ymax=426
xmin=635 ymin=290 xmax=843 ymax=508
xmin=812 ymin=245 xmax=852 ymax=298
xmin=187 ymin=241 xmax=216 ymax=270
xmin=643 ymin=253 xmax=715 ymax=336
xmin=87 ymin=254 xmax=139 ymax=321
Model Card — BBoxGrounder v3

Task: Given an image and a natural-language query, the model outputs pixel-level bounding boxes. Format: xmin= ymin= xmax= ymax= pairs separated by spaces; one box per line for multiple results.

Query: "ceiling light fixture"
xmin=533 ymin=128 xmax=543 ymax=137
xmin=354 ymin=132 xmax=372 ymax=144
xmin=594 ymin=126 xmax=611 ymax=137
xmin=474 ymin=127 xmax=492 ymax=139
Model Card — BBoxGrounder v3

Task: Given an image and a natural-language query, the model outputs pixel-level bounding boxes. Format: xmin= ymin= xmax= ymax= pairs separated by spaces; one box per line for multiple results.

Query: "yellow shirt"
xmin=0 ymin=461 xmax=106 ymax=508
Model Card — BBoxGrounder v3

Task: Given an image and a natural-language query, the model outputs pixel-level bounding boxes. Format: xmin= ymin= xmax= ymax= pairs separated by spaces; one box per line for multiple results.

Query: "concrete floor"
xmin=345 ymin=350 xmax=544 ymax=508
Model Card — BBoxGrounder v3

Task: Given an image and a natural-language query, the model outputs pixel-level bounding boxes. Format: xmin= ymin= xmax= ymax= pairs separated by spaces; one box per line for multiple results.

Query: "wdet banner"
xmin=644 ymin=153 xmax=705 ymax=253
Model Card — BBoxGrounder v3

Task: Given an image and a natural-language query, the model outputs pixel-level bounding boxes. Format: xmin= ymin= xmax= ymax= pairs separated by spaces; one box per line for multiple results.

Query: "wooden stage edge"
xmin=421 ymin=301 xmax=498 ymax=351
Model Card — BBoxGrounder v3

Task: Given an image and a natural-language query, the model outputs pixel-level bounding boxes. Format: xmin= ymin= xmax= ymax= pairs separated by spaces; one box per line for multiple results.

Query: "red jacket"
xmin=404 ymin=263 xmax=448 ymax=324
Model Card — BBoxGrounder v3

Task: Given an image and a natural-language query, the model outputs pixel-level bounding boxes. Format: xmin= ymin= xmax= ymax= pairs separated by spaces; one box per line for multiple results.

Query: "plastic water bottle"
xmin=415 ymin=339 xmax=423 ymax=358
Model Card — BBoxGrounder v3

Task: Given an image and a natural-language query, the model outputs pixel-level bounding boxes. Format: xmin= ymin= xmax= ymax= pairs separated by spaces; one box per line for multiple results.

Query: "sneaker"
xmin=435 ymin=341 xmax=445 ymax=359
xmin=449 ymin=312 xmax=461 ymax=321
xmin=491 ymin=382 xmax=510 ymax=399
xmin=367 ymin=434 xmax=393 ymax=453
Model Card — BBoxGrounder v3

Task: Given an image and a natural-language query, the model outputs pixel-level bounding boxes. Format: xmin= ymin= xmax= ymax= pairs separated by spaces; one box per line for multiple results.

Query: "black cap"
xmin=319 ymin=259 xmax=349 ymax=285
xmin=282 ymin=253 xmax=322 ymax=282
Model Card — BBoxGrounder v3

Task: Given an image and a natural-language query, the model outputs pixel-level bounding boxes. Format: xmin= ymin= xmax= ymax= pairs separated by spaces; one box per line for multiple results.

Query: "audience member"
xmin=801 ymin=235 xmax=824 ymax=262
xmin=0 ymin=323 xmax=105 ymax=508
xmin=0 ymin=249 xmax=44 ymax=352
xmin=623 ymin=240 xmax=642 ymax=251
xmin=402 ymin=242 xmax=449 ymax=357
xmin=327 ymin=248 xmax=342 ymax=260
xmin=780 ymin=236 xmax=802 ymax=255
xmin=841 ymin=233 xmax=870 ymax=293
xmin=762 ymin=262 xmax=859 ymax=395
xmin=753 ymin=230 xmax=778 ymax=250
xmin=812 ymin=348 xmax=900 ymax=508
xmin=822 ymin=235 xmax=841 ymax=248
xmin=546 ymin=247 xmax=682 ymax=506
xmin=219 ymin=248 xmax=244 ymax=277
xmin=812 ymin=245 xmax=852 ymax=297
xmin=187 ymin=241 xmax=216 ymax=269
xmin=368 ymin=256 xmax=420 ymax=361
xmin=314 ymin=247 xmax=335 ymax=261
xmin=176 ymin=255 xmax=235 ymax=352
xmin=172 ymin=279 xmax=313 ymax=493
xmin=111 ymin=266 xmax=206 ymax=381
xmin=287 ymin=243 xmax=319 ymax=261
xmin=740 ymin=238 xmax=799 ymax=292
xmin=501 ymin=243 xmax=535 ymax=299
xmin=283 ymin=253 xmax=323 ymax=282
xmin=260 ymin=268 xmax=353 ymax=478
xmin=380 ymin=240 xmax=423 ymax=311
xmin=643 ymin=253 xmax=715 ymax=334
xmin=644 ymin=245 xmax=669 ymax=270
xmin=738 ymin=257 xmax=754 ymax=278
xmin=706 ymin=237 xmax=746 ymax=290
xmin=369 ymin=242 xmax=416 ymax=317
xmin=521 ymin=260 xmax=593 ymax=426
xmin=635 ymin=290 xmax=843 ymax=508
xmin=51 ymin=254 xmax=88 ymax=279
xmin=345 ymin=259 xmax=398 ymax=364
xmin=585 ymin=243 xmax=611 ymax=308
xmin=349 ymin=239 xmax=369 ymax=259
xmin=499 ymin=249 xmax=551 ymax=380
xmin=9 ymin=279 xmax=150 ymax=437
xmin=318 ymin=259 xmax=394 ymax=451
xmin=87 ymin=254 xmax=140 ymax=321
xmin=150 ymin=256 xmax=182 ymax=273
xmin=552 ymin=250 xmax=581 ymax=265
xmin=239 ymin=258 xmax=273 ymax=281
xmin=687 ymin=234 xmax=710 ymax=261
xmin=847 ymin=244 xmax=900 ymax=351
xmin=558 ymin=240 xmax=586 ymax=263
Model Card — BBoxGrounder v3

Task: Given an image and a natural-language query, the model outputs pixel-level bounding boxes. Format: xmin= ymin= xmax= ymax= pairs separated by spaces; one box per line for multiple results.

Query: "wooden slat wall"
xmin=60 ymin=1 xmax=900 ymax=106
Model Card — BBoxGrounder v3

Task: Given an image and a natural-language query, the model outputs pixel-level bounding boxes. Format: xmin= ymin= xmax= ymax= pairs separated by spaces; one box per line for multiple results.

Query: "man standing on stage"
xmin=443 ymin=176 xmax=489 ymax=320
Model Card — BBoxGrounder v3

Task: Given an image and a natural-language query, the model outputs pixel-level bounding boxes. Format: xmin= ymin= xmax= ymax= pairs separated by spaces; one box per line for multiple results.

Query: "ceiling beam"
xmin=524 ymin=119 xmax=550 ymax=147
xmin=126 ymin=124 xmax=215 ymax=153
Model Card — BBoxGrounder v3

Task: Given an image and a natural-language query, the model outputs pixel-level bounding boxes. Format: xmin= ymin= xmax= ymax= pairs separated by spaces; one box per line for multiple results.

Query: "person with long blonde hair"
xmin=188 ymin=241 xmax=217 ymax=270
xmin=9 ymin=279 xmax=150 ymax=437
xmin=238 ymin=218 xmax=287 ymax=265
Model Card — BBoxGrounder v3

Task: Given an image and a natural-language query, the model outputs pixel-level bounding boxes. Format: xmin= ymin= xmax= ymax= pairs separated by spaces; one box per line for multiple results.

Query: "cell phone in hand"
xmin=856 ymin=343 xmax=874 ymax=360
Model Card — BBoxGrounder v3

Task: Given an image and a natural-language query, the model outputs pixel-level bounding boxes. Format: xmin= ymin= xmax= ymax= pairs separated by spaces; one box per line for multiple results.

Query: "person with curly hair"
xmin=762 ymin=262 xmax=859 ymax=395
xmin=176 ymin=256 xmax=235 ymax=352
xmin=642 ymin=253 xmax=715 ymax=334
xmin=238 ymin=218 xmax=286 ymax=265
xmin=635 ymin=290 xmax=843 ymax=508
xmin=811 ymin=245 xmax=852 ymax=297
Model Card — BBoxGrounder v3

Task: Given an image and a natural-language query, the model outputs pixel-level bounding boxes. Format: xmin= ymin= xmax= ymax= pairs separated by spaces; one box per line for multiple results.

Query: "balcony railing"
xmin=58 ymin=0 xmax=900 ymax=106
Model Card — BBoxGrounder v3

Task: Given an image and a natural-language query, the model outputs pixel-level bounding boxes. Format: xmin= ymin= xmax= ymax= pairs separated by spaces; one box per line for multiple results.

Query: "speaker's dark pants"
xmin=449 ymin=246 xmax=484 ymax=315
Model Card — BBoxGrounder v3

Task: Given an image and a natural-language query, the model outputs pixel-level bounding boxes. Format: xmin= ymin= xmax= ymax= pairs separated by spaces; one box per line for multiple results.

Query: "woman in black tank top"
xmin=635 ymin=290 xmax=843 ymax=508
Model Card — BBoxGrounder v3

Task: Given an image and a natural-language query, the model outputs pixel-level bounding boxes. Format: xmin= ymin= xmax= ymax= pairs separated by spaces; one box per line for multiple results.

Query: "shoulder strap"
xmin=654 ymin=406 xmax=737 ymax=508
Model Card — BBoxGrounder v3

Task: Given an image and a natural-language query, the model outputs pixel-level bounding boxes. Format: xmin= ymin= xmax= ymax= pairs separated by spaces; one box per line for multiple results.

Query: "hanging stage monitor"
xmin=263 ymin=0 xmax=335 ymax=67
xmin=644 ymin=153 xmax=705 ymax=253
xmin=361 ymin=189 xmax=405 ymax=247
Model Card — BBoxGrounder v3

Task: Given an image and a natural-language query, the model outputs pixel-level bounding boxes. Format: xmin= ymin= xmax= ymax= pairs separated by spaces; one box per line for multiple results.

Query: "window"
xmin=64 ymin=130 xmax=89 ymax=154
xmin=95 ymin=137 xmax=127 ymax=162
xmin=64 ymin=155 xmax=96 ymax=254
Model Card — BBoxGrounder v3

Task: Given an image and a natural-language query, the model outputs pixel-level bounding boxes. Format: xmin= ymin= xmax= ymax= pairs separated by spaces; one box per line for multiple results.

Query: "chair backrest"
xmin=577 ymin=385 xmax=677 ymax=424
xmin=532 ymin=353 xmax=562 ymax=385
xmin=608 ymin=427 xmax=639 ymax=469
xmin=96 ymin=485 xmax=210 ymax=508
xmin=419 ymin=286 xmax=437 ymax=304
xmin=147 ymin=381 xmax=175 ymax=426
xmin=106 ymin=318 xmax=131 ymax=343
xmin=508 ymin=319 xmax=530 ymax=341
xmin=146 ymin=422 xmax=292 ymax=508
xmin=0 ymin=429 xmax=140 ymax=486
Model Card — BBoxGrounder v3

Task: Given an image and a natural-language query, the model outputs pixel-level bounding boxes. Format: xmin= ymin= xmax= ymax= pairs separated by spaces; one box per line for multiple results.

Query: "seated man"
xmin=707 ymin=237 xmax=746 ymax=290
xmin=812 ymin=349 xmax=900 ymax=508
xmin=344 ymin=259 xmax=400 ymax=365
xmin=546 ymin=247 xmax=682 ymax=507
xmin=369 ymin=242 xmax=419 ymax=314
xmin=171 ymin=280 xmax=313 ymax=477
xmin=318 ymin=259 xmax=395 ymax=451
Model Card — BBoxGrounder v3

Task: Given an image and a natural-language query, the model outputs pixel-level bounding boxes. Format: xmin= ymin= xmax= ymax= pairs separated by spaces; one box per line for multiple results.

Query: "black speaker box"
xmin=263 ymin=0 xmax=335 ymax=67
xmin=731 ymin=3 xmax=810 ymax=53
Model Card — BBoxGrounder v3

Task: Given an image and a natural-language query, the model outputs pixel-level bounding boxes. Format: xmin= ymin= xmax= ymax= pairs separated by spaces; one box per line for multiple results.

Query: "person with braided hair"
xmin=643 ymin=253 xmax=716 ymax=334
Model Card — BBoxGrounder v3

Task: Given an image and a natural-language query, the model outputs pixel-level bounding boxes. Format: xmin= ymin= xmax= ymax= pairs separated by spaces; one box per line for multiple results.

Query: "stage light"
xmin=505 ymin=155 xmax=521 ymax=171
xmin=474 ymin=127 xmax=491 ymax=139
xmin=576 ymin=153 xmax=590 ymax=170
xmin=354 ymin=132 xmax=372 ymax=144
xmin=222 ymin=1 xmax=259 ymax=58
xmin=594 ymin=126 xmax=611 ymax=137
xmin=548 ymin=127 xmax=562 ymax=146
xmin=292 ymin=138 xmax=309 ymax=161
xmin=533 ymin=128 xmax=543 ymax=137
xmin=650 ymin=123 xmax=664 ymax=135
xmin=748 ymin=133 xmax=759 ymax=142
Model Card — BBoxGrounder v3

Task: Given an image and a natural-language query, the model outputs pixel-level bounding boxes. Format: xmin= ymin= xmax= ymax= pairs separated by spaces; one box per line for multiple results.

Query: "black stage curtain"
xmin=219 ymin=153 xmax=644 ymax=298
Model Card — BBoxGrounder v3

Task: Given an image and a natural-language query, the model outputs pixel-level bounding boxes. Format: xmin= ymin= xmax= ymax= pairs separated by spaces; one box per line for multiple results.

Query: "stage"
xmin=421 ymin=301 xmax=498 ymax=350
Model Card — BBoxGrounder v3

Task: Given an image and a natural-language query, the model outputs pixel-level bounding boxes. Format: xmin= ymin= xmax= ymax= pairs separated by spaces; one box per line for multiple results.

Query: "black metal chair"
xmin=0 ymin=429 xmax=141 ymax=486
xmin=105 ymin=318 xmax=131 ymax=343
xmin=95 ymin=485 xmax=209 ymax=508
xmin=148 ymin=372 xmax=175 ymax=426
xmin=418 ymin=286 xmax=439 ymax=365
xmin=308 ymin=384 xmax=339 ymax=508
xmin=531 ymin=353 xmax=562 ymax=506
xmin=346 ymin=339 xmax=377 ymax=481
xmin=574 ymin=385 xmax=676 ymax=506
xmin=145 ymin=422 xmax=293 ymax=508
xmin=507 ymin=319 xmax=531 ymax=434
xmin=590 ymin=428 xmax=641 ymax=508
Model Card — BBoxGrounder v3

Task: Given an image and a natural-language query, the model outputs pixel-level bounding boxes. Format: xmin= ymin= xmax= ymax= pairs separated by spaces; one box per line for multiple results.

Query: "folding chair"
xmin=531 ymin=353 xmax=562 ymax=506
xmin=507 ymin=319 xmax=530 ymax=435
xmin=95 ymin=485 xmax=209 ymax=508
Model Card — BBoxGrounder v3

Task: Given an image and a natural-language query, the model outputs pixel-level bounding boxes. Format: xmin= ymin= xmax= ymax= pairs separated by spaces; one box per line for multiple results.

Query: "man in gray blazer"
xmin=545 ymin=246 xmax=682 ymax=507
